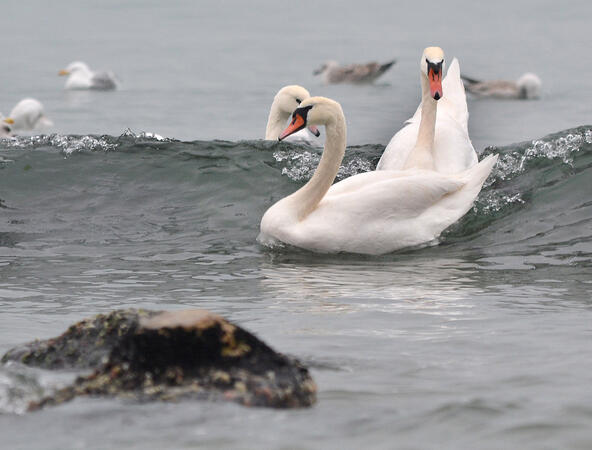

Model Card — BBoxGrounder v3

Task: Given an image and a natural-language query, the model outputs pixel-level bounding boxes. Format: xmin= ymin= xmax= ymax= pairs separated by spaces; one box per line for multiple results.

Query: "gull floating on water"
xmin=461 ymin=73 xmax=542 ymax=99
xmin=5 ymin=98 xmax=53 ymax=132
xmin=59 ymin=61 xmax=119 ymax=90
xmin=313 ymin=60 xmax=396 ymax=84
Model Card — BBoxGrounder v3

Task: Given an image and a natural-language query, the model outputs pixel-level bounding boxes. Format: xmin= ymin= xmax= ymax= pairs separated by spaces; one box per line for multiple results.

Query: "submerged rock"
xmin=2 ymin=309 xmax=316 ymax=410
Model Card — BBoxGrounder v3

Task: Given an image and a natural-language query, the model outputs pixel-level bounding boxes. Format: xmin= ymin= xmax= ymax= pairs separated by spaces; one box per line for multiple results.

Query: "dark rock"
xmin=2 ymin=309 xmax=316 ymax=410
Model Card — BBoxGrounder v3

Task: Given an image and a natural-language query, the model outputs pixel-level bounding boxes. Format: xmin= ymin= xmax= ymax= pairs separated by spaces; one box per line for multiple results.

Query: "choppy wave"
xmin=1 ymin=125 xmax=591 ymax=413
xmin=451 ymin=125 xmax=592 ymax=236
xmin=0 ymin=125 xmax=591 ymax=254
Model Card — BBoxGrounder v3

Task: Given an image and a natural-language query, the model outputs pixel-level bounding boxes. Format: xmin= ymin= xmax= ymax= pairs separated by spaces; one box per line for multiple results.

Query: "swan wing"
xmin=432 ymin=117 xmax=478 ymax=173
xmin=284 ymin=171 xmax=465 ymax=254
xmin=440 ymin=58 xmax=469 ymax=132
xmin=376 ymin=120 xmax=419 ymax=171
xmin=431 ymin=59 xmax=477 ymax=171
xmin=263 ymin=155 xmax=497 ymax=255
xmin=377 ymin=117 xmax=477 ymax=173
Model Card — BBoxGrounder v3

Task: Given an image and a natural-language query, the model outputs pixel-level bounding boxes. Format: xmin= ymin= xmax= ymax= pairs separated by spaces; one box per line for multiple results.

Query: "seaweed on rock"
xmin=2 ymin=309 xmax=316 ymax=410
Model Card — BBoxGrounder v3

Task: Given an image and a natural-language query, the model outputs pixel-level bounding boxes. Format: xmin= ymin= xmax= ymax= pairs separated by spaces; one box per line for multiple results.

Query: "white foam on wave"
xmin=486 ymin=127 xmax=591 ymax=186
xmin=474 ymin=127 xmax=591 ymax=215
xmin=121 ymin=128 xmax=170 ymax=141
xmin=273 ymin=149 xmax=373 ymax=182
xmin=0 ymin=129 xmax=173 ymax=155
xmin=0 ymin=134 xmax=116 ymax=155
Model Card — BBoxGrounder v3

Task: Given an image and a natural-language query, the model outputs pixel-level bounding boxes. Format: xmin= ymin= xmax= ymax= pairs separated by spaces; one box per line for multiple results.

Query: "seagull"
xmin=313 ymin=60 xmax=396 ymax=84
xmin=59 ymin=61 xmax=119 ymax=90
xmin=461 ymin=73 xmax=542 ymax=99
xmin=6 ymin=98 xmax=53 ymax=132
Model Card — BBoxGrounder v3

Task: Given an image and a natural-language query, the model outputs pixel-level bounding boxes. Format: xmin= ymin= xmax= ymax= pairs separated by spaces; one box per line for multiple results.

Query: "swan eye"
xmin=296 ymin=98 xmax=301 ymax=104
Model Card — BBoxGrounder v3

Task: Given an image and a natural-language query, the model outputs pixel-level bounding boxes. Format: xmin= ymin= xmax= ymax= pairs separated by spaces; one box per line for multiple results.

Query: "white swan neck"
xmin=290 ymin=115 xmax=346 ymax=220
xmin=265 ymin=101 xmax=290 ymax=140
xmin=404 ymin=74 xmax=437 ymax=170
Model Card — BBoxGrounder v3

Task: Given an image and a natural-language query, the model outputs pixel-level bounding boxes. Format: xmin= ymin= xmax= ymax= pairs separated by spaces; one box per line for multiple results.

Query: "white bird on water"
xmin=5 ymin=98 xmax=53 ymax=132
xmin=377 ymin=47 xmax=478 ymax=174
xmin=258 ymin=94 xmax=497 ymax=255
xmin=59 ymin=61 xmax=119 ymax=90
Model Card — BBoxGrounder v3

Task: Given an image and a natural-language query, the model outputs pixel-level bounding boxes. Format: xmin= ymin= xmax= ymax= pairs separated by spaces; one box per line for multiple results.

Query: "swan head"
xmin=273 ymin=85 xmax=320 ymax=137
xmin=420 ymin=47 xmax=445 ymax=100
xmin=274 ymin=85 xmax=311 ymax=114
xmin=278 ymin=97 xmax=342 ymax=141
xmin=59 ymin=61 xmax=91 ymax=76
xmin=517 ymin=72 xmax=542 ymax=99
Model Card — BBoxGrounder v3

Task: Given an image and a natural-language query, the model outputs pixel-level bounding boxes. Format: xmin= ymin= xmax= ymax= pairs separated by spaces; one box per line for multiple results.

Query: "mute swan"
xmin=258 ymin=96 xmax=498 ymax=255
xmin=59 ymin=61 xmax=118 ymax=90
xmin=377 ymin=48 xmax=477 ymax=173
xmin=461 ymin=73 xmax=542 ymax=99
xmin=313 ymin=60 xmax=396 ymax=84
xmin=6 ymin=98 xmax=53 ymax=132
xmin=265 ymin=85 xmax=320 ymax=143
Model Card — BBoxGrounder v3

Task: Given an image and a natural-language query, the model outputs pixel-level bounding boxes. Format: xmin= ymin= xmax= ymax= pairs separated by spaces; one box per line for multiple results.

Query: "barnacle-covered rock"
xmin=2 ymin=309 xmax=316 ymax=410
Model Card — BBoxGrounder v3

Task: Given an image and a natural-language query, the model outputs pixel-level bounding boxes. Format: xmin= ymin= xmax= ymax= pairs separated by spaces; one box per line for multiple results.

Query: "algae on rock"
xmin=2 ymin=309 xmax=316 ymax=410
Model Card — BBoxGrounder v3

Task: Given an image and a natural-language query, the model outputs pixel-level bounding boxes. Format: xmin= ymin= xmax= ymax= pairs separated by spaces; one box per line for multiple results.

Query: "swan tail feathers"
xmin=461 ymin=154 xmax=498 ymax=190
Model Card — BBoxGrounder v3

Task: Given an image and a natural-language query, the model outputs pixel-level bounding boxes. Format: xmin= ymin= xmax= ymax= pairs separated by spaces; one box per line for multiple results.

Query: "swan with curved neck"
xmin=377 ymin=47 xmax=477 ymax=173
xmin=259 ymin=95 xmax=497 ymax=255
xmin=265 ymin=85 xmax=320 ymax=141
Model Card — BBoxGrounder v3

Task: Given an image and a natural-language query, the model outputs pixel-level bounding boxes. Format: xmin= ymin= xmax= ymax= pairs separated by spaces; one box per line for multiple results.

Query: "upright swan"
xmin=258 ymin=96 xmax=497 ymax=255
xmin=265 ymin=85 xmax=320 ymax=143
xmin=377 ymin=47 xmax=477 ymax=173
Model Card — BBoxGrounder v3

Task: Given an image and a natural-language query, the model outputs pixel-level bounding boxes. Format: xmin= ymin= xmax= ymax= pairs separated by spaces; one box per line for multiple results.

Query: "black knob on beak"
xmin=434 ymin=92 xmax=441 ymax=100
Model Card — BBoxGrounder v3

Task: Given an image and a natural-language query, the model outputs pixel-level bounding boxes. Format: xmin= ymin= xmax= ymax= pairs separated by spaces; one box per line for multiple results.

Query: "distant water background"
xmin=1 ymin=1 xmax=592 ymax=449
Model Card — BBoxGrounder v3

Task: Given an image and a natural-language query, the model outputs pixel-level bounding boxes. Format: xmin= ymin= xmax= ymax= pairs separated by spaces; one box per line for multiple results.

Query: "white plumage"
xmin=259 ymin=94 xmax=497 ymax=255
xmin=59 ymin=61 xmax=118 ymax=90
xmin=377 ymin=57 xmax=478 ymax=173
xmin=265 ymin=85 xmax=320 ymax=144
xmin=8 ymin=98 xmax=53 ymax=132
